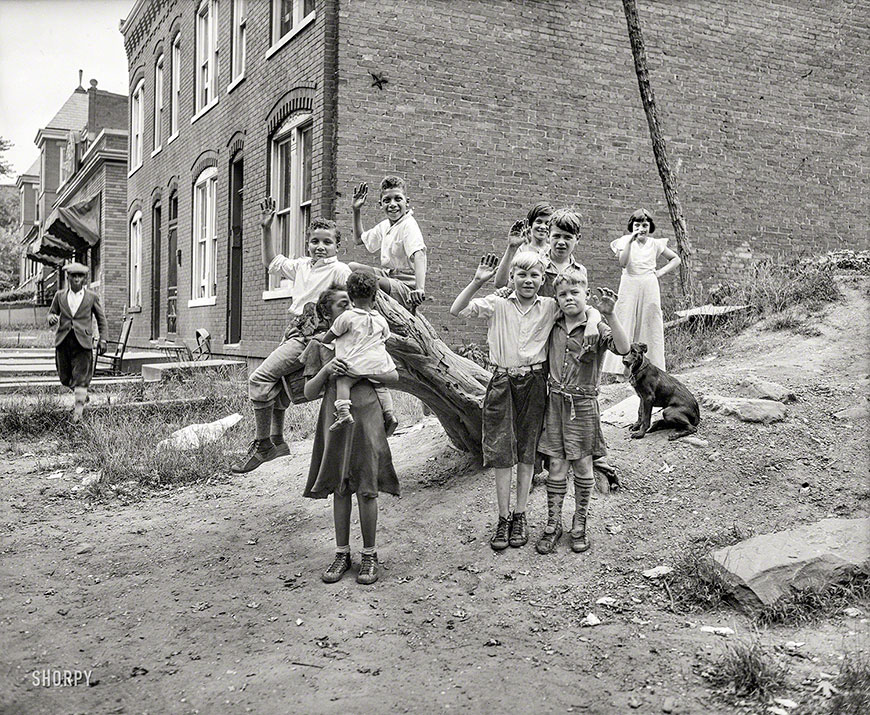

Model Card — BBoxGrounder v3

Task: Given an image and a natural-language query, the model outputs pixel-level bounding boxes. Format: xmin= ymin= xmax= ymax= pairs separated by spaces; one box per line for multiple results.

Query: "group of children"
xmin=223 ymin=173 xmax=681 ymax=586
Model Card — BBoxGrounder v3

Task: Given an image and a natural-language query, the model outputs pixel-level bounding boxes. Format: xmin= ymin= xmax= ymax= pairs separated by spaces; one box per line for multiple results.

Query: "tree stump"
xmin=285 ymin=291 xmax=490 ymax=455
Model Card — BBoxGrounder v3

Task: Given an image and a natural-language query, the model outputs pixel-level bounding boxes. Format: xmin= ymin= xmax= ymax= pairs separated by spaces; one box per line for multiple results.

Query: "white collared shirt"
xmin=360 ymin=210 xmax=426 ymax=273
xmin=268 ymin=254 xmax=352 ymax=316
xmin=67 ymin=287 xmax=85 ymax=317
xmin=460 ymin=293 xmax=559 ymax=368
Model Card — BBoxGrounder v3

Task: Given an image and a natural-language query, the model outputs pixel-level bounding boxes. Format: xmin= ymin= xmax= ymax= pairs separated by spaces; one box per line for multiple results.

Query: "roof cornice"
xmin=54 ymin=135 xmax=127 ymax=206
xmin=35 ymin=128 xmax=70 ymax=147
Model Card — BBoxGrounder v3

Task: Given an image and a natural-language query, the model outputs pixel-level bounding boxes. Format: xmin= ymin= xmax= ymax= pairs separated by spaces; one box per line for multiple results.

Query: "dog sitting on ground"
xmin=622 ymin=343 xmax=700 ymax=440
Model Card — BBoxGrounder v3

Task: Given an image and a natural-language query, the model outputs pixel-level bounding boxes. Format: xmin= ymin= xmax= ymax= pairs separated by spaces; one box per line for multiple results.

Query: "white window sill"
xmin=190 ymin=98 xmax=219 ymax=125
xmin=188 ymin=296 xmax=217 ymax=307
xmin=265 ymin=13 xmax=315 ymax=60
xmin=127 ymin=305 xmax=142 ymax=313
xmin=150 ymin=146 xmax=163 ymax=158
xmin=262 ymin=288 xmax=292 ymax=301
xmin=167 ymin=132 xmax=179 ymax=145
xmin=227 ymin=74 xmax=246 ymax=94
xmin=128 ymin=163 xmax=143 ymax=179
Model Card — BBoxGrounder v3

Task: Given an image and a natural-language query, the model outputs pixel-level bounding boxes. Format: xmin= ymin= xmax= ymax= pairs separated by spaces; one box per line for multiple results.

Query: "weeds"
xmin=753 ymin=572 xmax=870 ymax=626
xmin=0 ymin=327 xmax=54 ymax=349
xmin=703 ymin=637 xmax=787 ymax=702
xmin=665 ymin=526 xmax=747 ymax=611
xmin=830 ymin=649 xmax=870 ymax=715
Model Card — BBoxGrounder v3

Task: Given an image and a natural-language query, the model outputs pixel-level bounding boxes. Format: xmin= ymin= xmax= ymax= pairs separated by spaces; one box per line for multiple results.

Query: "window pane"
xmin=279 ymin=140 xmax=292 ymax=209
xmin=300 ymin=125 xmax=312 ymax=204
xmin=279 ymin=0 xmax=293 ymax=36
xmin=304 ymin=0 xmax=315 ymax=16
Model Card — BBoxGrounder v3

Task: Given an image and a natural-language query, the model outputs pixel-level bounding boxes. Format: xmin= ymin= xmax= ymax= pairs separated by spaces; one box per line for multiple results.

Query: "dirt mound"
xmin=1 ymin=278 xmax=867 ymax=713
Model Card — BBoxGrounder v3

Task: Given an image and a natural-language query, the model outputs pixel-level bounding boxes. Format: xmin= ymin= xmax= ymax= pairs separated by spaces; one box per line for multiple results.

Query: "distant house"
xmin=121 ymin=0 xmax=862 ymax=358
xmin=24 ymin=77 xmax=128 ymax=333
xmin=15 ymin=158 xmax=45 ymax=298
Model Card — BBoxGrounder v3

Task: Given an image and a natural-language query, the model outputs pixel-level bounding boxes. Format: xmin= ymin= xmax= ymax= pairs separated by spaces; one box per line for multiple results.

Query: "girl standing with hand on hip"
xmin=602 ymin=209 xmax=681 ymax=375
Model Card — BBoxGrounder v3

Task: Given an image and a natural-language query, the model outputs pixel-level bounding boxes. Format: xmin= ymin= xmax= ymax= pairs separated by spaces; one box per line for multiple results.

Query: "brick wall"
xmin=123 ymin=0 xmax=331 ymax=353
xmin=122 ymin=0 xmax=867 ymax=356
xmin=334 ymin=0 xmax=868 ymax=346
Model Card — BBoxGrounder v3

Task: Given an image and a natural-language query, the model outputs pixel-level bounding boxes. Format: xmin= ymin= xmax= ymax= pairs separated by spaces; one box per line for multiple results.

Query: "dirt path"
xmin=2 ymin=278 xmax=868 ymax=714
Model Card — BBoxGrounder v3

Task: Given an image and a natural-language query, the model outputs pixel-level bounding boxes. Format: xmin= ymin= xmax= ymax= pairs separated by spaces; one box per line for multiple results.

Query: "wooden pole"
xmin=622 ymin=0 xmax=695 ymax=298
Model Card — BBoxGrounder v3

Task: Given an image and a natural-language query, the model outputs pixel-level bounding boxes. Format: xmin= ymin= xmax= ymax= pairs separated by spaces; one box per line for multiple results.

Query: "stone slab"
xmin=600 ymin=394 xmax=661 ymax=428
xmin=709 ymin=517 xmax=870 ymax=610
xmin=701 ymin=394 xmax=787 ymax=423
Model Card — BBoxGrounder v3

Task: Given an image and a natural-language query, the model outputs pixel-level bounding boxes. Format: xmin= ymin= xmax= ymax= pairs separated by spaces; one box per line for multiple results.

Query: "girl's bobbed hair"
xmin=627 ymin=208 xmax=656 ymax=234
xmin=526 ymin=201 xmax=555 ymax=226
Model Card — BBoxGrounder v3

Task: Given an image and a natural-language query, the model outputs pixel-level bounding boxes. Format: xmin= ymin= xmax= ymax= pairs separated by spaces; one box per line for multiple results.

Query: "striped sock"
xmin=573 ymin=470 xmax=594 ymax=534
xmin=545 ymin=477 xmax=568 ymax=529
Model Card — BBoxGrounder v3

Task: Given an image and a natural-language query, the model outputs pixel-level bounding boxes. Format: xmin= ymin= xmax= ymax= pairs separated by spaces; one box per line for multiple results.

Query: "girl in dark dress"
xmin=302 ymin=288 xmax=400 ymax=585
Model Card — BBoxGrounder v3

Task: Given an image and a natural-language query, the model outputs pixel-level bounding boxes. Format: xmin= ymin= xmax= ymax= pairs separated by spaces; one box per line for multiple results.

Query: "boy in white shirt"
xmin=232 ymin=198 xmax=352 ymax=473
xmin=349 ymin=176 xmax=427 ymax=311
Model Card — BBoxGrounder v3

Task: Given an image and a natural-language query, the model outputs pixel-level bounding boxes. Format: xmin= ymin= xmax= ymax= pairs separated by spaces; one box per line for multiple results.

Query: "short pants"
xmin=481 ymin=368 xmax=547 ymax=468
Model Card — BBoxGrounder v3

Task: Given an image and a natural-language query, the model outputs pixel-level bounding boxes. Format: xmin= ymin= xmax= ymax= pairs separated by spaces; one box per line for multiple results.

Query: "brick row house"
xmin=22 ymin=78 xmax=129 ymax=334
xmin=15 ymin=159 xmax=46 ymax=298
xmin=121 ymin=0 xmax=866 ymax=357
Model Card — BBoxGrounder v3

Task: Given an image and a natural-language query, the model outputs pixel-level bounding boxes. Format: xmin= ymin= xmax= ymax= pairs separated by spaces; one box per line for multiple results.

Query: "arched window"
xmin=190 ymin=166 xmax=218 ymax=304
xmin=170 ymin=34 xmax=181 ymax=137
xmin=268 ymin=112 xmax=312 ymax=290
xmin=129 ymin=210 xmax=143 ymax=307
xmin=153 ymin=54 xmax=165 ymax=151
xmin=130 ymin=79 xmax=145 ymax=169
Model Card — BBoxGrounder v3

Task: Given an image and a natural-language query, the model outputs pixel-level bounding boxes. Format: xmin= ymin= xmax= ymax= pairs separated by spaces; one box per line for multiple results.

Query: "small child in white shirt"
xmin=321 ymin=271 xmax=398 ymax=432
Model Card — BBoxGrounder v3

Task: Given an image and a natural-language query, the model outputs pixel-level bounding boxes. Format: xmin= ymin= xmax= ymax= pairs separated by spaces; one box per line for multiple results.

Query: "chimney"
xmin=75 ymin=69 xmax=86 ymax=93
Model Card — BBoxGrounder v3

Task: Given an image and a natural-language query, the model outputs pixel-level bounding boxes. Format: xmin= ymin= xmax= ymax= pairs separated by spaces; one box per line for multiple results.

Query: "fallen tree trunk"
xmin=285 ymin=291 xmax=491 ymax=455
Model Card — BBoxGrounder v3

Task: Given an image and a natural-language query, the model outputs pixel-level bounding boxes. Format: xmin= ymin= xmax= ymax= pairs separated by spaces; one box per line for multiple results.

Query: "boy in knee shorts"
xmin=350 ymin=176 xmax=427 ymax=311
xmin=232 ymin=198 xmax=351 ymax=473
xmin=536 ymin=270 xmax=629 ymax=554
xmin=451 ymin=250 xmax=601 ymax=550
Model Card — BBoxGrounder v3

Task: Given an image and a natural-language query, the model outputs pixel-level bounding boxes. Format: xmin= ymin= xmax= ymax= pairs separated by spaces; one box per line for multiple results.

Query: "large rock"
xmin=737 ymin=377 xmax=797 ymax=403
xmin=709 ymin=518 xmax=870 ymax=610
xmin=701 ymin=394 xmax=787 ymax=423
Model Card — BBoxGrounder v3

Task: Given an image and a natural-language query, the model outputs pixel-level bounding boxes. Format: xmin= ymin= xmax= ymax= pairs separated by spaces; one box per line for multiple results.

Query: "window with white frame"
xmin=170 ymin=35 xmax=181 ymax=136
xmin=272 ymin=0 xmax=315 ymax=46
xmin=268 ymin=114 xmax=312 ymax=290
xmin=195 ymin=0 xmax=219 ymax=112
xmin=231 ymin=0 xmax=247 ymax=81
xmin=59 ymin=142 xmax=68 ymax=185
xmin=130 ymin=78 xmax=144 ymax=168
xmin=129 ymin=211 xmax=142 ymax=307
xmin=153 ymin=54 xmax=164 ymax=150
xmin=191 ymin=167 xmax=218 ymax=301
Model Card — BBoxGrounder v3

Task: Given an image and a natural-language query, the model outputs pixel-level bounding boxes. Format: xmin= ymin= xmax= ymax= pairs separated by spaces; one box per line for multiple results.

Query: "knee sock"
xmin=545 ymin=477 xmax=567 ymax=529
xmin=573 ymin=471 xmax=594 ymax=533
xmin=253 ymin=407 xmax=273 ymax=445
xmin=270 ymin=409 xmax=286 ymax=444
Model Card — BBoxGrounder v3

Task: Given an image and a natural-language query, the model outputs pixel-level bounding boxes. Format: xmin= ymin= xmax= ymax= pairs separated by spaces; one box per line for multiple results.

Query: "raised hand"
xmin=352 ymin=183 xmax=368 ymax=211
xmin=507 ymin=219 xmax=527 ymax=249
xmin=259 ymin=197 xmax=276 ymax=228
xmin=589 ymin=287 xmax=619 ymax=315
xmin=408 ymin=289 xmax=426 ymax=308
xmin=473 ymin=254 xmax=500 ymax=284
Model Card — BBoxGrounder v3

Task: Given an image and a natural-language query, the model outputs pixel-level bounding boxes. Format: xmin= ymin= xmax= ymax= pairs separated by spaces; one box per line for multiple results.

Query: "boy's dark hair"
xmin=380 ymin=175 xmax=406 ymax=195
xmin=346 ymin=270 xmax=379 ymax=302
xmin=627 ymin=208 xmax=656 ymax=234
xmin=549 ymin=208 xmax=583 ymax=238
xmin=307 ymin=217 xmax=341 ymax=243
xmin=526 ymin=201 xmax=555 ymax=226
xmin=315 ymin=285 xmax=347 ymax=321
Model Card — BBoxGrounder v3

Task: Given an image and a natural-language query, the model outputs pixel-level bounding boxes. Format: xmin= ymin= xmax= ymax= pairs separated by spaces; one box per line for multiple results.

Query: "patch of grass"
xmin=830 ymin=649 xmax=870 ymax=715
xmin=703 ymin=637 xmax=788 ymax=703
xmin=753 ymin=572 xmax=870 ymax=626
xmin=0 ymin=392 xmax=68 ymax=436
xmin=665 ymin=526 xmax=748 ymax=611
xmin=665 ymin=315 xmax=752 ymax=372
xmin=0 ymin=327 xmax=54 ymax=348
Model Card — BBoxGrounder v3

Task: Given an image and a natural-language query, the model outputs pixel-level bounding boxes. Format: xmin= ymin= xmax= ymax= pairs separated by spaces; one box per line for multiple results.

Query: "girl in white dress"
xmin=601 ymin=209 xmax=682 ymax=374
xmin=321 ymin=271 xmax=398 ymax=430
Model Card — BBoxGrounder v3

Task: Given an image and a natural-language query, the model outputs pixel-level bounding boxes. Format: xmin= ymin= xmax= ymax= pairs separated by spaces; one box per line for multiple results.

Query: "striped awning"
xmin=44 ymin=193 xmax=101 ymax=250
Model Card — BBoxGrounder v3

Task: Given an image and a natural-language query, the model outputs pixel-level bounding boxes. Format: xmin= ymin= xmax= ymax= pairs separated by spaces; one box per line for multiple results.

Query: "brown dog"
xmin=622 ymin=343 xmax=700 ymax=440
